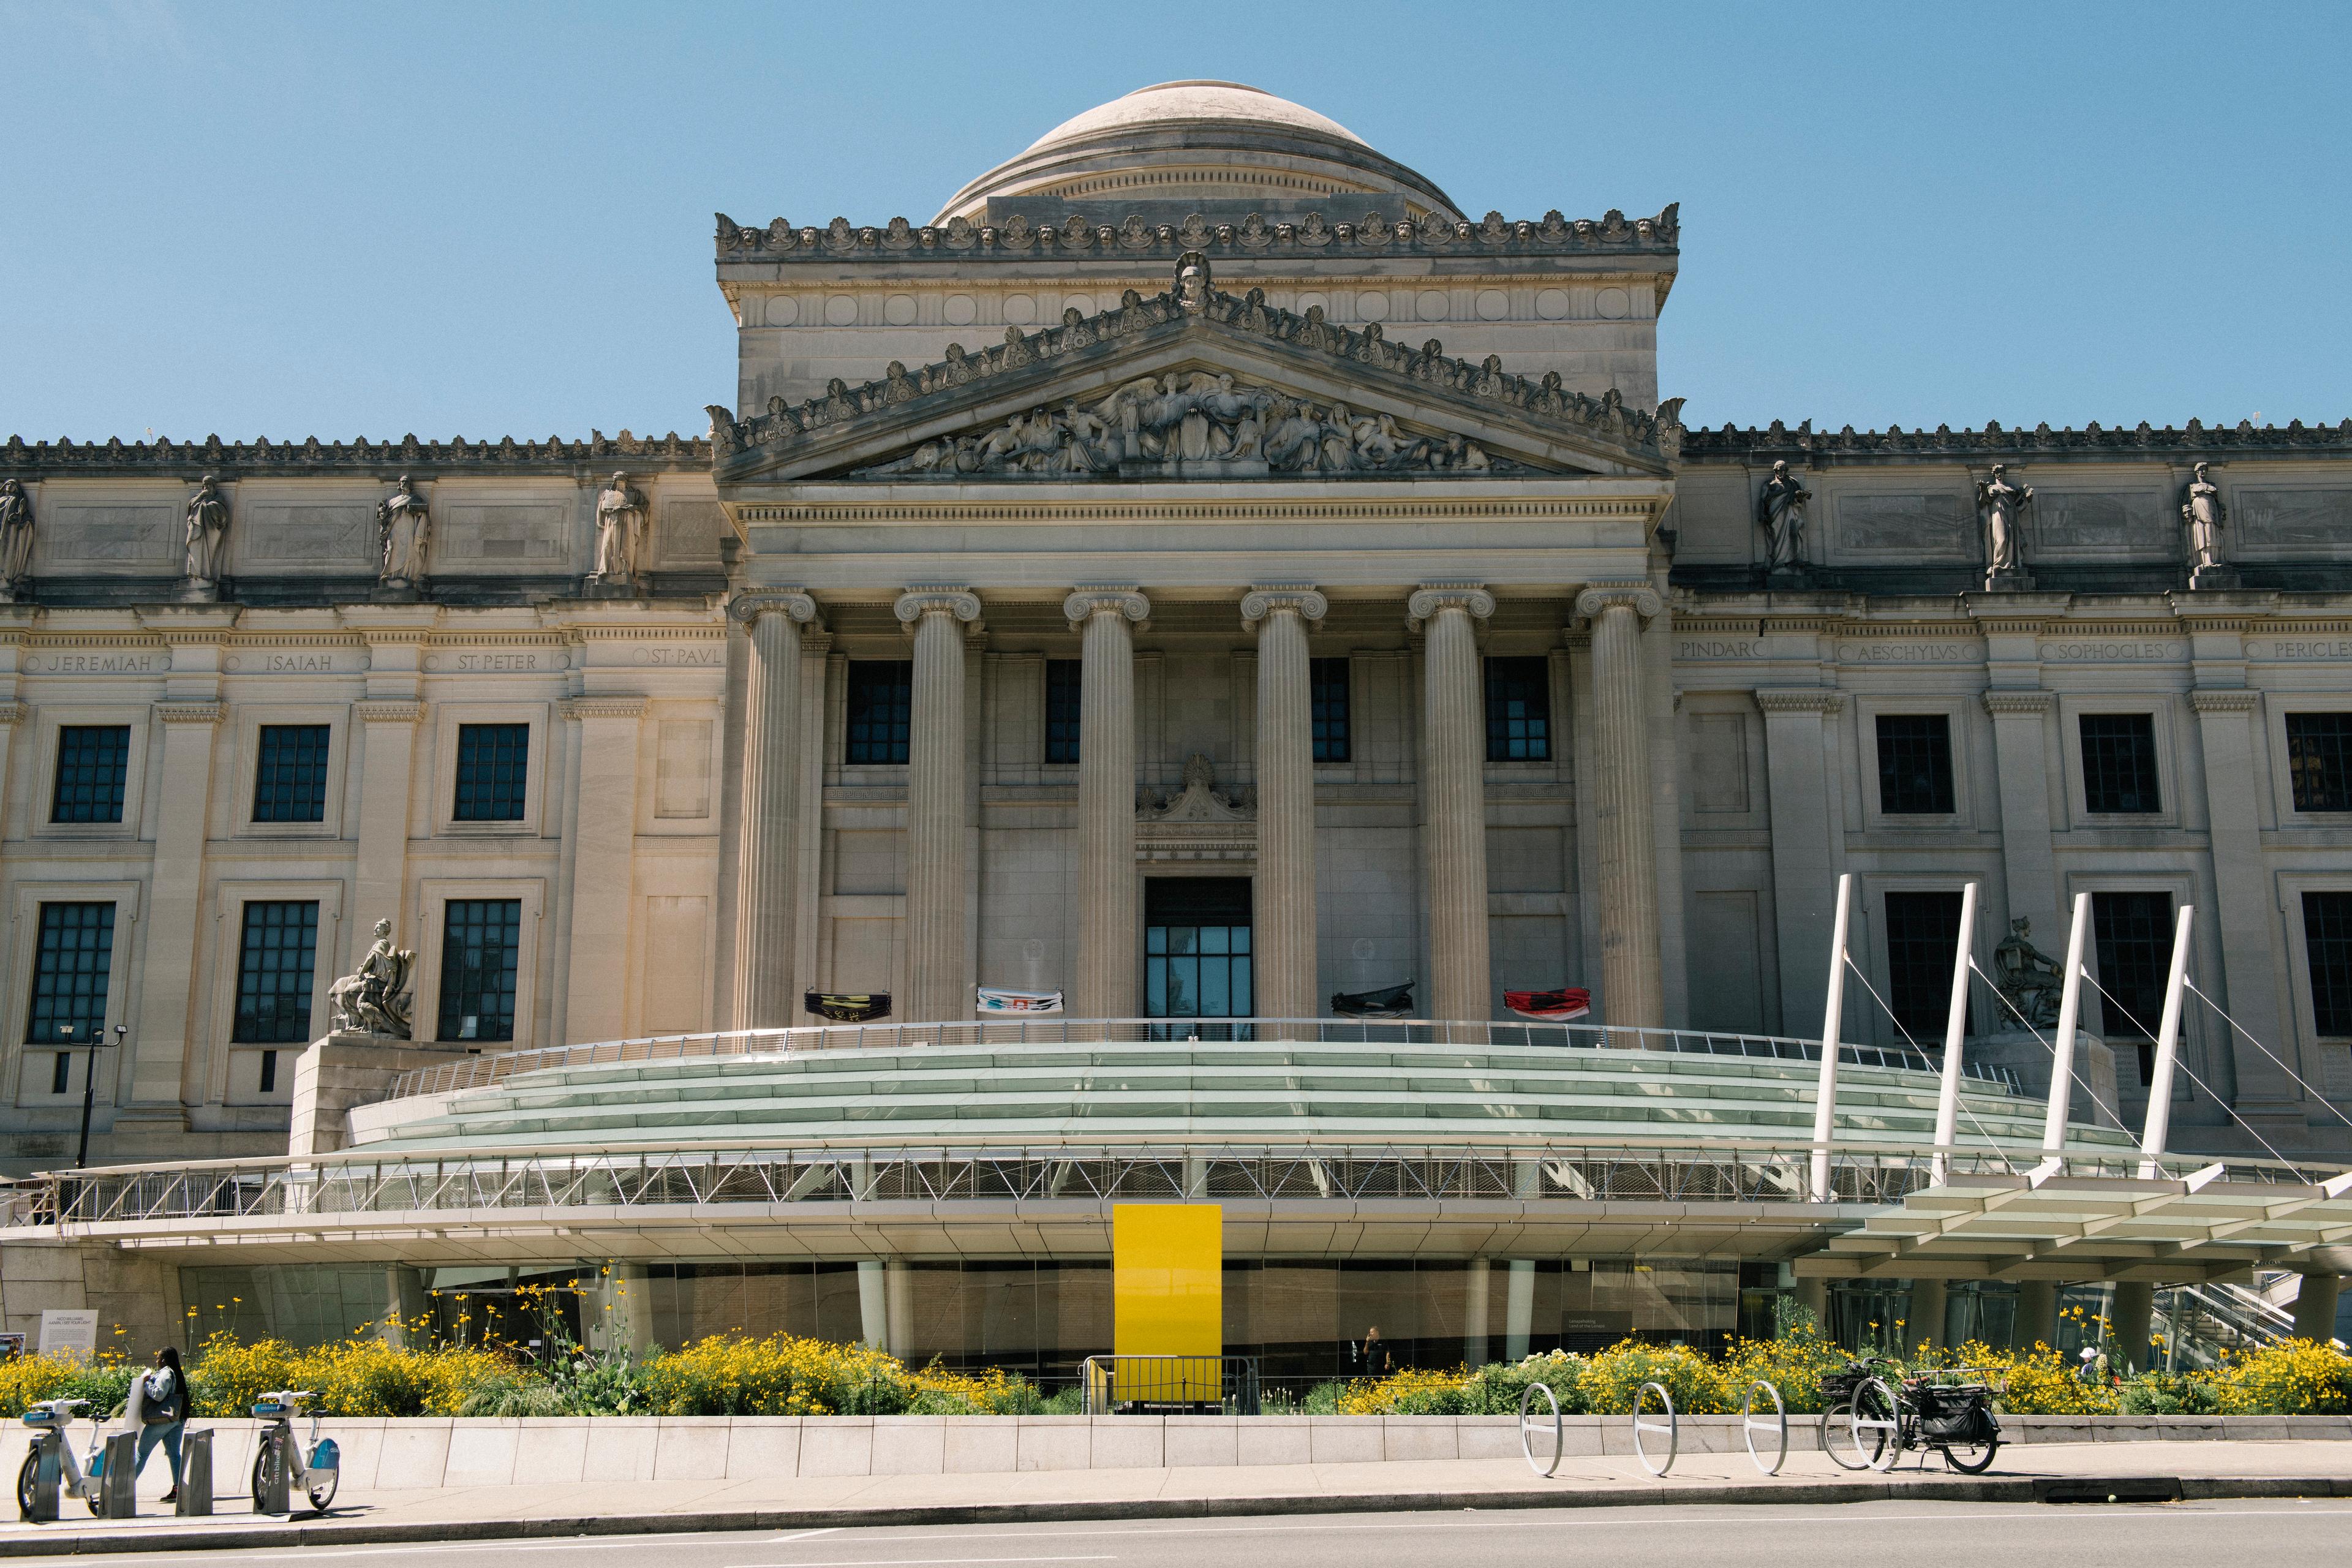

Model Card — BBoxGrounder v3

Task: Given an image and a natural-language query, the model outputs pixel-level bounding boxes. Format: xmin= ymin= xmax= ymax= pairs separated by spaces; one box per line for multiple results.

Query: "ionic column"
xmin=897 ymin=588 xmax=982 ymax=1024
xmin=1065 ymin=589 xmax=1150 ymax=1017
xmin=1577 ymin=583 xmax=1668 ymax=1031
xmin=1409 ymin=584 xmax=1496 ymax=1025
xmin=1243 ymin=587 xmax=1327 ymax=1021
xmin=731 ymin=590 xmax=817 ymax=1030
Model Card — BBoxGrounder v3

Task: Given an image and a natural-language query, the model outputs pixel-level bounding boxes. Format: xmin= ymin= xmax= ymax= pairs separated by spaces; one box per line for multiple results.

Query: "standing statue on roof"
xmin=0 ymin=478 xmax=32 ymax=601
xmin=1756 ymin=459 xmax=1812 ymax=575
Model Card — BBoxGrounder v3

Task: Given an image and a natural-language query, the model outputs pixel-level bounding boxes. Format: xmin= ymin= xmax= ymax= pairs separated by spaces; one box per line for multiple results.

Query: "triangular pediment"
xmin=709 ymin=279 xmax=1681 ymax=486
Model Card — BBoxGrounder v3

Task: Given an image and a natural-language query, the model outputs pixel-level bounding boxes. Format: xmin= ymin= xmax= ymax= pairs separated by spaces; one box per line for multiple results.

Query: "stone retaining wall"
xmin=163 ymin=1414 xmax=2352 ymax=1492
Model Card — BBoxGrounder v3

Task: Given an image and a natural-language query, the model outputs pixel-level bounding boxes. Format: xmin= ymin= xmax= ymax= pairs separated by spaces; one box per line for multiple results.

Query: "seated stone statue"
xmin=1992 ymin=916 xmax=2064 ymax=1030
xmin=328 ymin=918 xmax=416 ymax=1038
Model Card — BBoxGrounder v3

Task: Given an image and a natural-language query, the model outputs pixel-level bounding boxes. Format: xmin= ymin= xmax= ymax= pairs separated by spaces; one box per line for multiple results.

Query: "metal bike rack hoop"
xmin=1632 ymin=1380 xmax=1678 ymax=1476
xmin=1741 ymin=1379 xmax=1787 ymax=1476
xmin=1852 ymin=1374 xmax=1901 ymax=1472
xmin=1519 ymin=1381 xmax=1563 ymax=1477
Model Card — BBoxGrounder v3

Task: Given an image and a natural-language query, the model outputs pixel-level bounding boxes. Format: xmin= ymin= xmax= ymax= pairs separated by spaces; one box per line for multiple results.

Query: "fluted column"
xmin=731 ymin=589 xmax=817 ymax=1030
xmin=1410 ymin=584 xmax=1497 ymax=1025
xmin=897 ymin=587 xmax=982 ymax=1023
xmin=1243 ymin=587 xmax=1327 ymax=1021
xmin=1065 ymin=589 xmax=1150 ymax=1017
xmin=1577 ymin=582 xmax=1667 ymax=1030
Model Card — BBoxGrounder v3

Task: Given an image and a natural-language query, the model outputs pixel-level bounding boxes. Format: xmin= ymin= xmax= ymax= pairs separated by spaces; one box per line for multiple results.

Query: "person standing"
xmin=133 ymin=1348 xmax=189 ymax=1504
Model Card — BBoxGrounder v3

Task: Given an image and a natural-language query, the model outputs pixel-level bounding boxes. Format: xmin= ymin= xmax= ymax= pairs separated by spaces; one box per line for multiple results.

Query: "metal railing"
xmin=1 ymin=1134 xmax=2274 ymax=1235
xmin=381 ymin=1017 xmax=2024 ymax=1102
xmin=1080 ymin=1354 xmax=1260 ymax=1415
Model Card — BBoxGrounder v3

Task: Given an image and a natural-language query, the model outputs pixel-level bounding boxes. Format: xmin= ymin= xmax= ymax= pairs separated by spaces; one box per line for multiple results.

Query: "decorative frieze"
xmin=1681 ymin=417 xmax=2352 ymax=461
xmin=353 ymin=699 xmax=425 ymax=725
xmin=1754 ymin=688 xmax=1845 ymax=714
xmin=1980 ymin=691 xmax=2057 ymax=716
xmin=715 ymin=205 xmax=1681 ymax=262
xmin=153 ymin=701 xmax=224 ymax=725
xmin=2188 ymin=688 xmax=2262 ymax=713
xmin=0 ymin=432 xmax=710 ymax=480
xmin=560 ymin=696 xmax=650 ymax=720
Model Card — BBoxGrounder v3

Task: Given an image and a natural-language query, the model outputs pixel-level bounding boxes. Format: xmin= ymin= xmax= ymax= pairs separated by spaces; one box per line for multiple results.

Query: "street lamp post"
xmin=69 ymin=1023 xmax=125 ymax=1170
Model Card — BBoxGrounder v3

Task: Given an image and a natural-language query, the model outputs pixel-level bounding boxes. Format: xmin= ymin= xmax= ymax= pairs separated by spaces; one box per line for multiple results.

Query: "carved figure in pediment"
xmin=2182 ymin=461 xmax=2226 ymax=570
xmin=1174 ymin=251 xmax=1212 ymax=312
xmin=1978 ymin=463 xmax=2034 ymax=578
xmin=1756 ymin=459 xmax=1812 ymax=573
xmin=0 ymin=478 xmax=32 ymax=599
xmin=1142 ymin=753 xmax=1252 ymax=822
xmin=181 ymin=473 xmax=229 ymax=586
xmin=1353 ymin=412 xmax=1406 ymax=467
xmin=375 ymin=473 xmax=431 ymax=587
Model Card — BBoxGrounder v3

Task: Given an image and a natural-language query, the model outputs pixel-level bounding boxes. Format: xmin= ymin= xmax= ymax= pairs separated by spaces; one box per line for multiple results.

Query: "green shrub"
xmin=2118 ymin=1370 xmax=2222 ymax=1415
xmin=1577 ymin=1339 xmax=1731 ymax=1415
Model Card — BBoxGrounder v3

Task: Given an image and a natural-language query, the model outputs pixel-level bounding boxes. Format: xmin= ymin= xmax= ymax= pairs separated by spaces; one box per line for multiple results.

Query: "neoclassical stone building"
xmin=6 ymin=80 xmax=2352 ymax=1177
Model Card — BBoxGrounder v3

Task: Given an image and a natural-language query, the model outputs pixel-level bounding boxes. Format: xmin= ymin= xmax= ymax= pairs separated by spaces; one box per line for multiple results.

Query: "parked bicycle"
xmin=14 ymin=1398 xmax=105 ymax=1518
xmin=1821 ymin=1357 xmax=2001 ymax=1474
xmin=250 ymin=1390 xmax=339 ymax=1515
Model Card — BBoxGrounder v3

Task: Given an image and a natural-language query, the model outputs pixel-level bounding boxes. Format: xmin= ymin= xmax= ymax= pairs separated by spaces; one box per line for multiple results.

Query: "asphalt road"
xmin=13 ymin=1501 xmax=2352 ymax=1568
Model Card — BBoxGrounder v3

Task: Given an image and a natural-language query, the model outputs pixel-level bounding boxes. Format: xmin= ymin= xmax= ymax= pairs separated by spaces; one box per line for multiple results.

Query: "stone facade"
xmin=5 ymin=83 xmax=2352 ymax=1171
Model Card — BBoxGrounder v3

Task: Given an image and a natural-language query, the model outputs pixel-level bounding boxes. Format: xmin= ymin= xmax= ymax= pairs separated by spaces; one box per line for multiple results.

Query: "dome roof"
xmin=935 ymin=81 xmax=1461 ymax=228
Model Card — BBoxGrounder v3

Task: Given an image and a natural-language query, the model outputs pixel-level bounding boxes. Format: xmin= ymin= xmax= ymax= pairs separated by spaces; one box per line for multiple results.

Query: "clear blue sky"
xmin=4 ymin=1 xmax=2345 ymax=443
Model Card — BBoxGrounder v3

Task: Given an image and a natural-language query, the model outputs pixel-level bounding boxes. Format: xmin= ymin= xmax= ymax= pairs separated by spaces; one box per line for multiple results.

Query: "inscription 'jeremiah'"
xmin=41 ymin=653 xmax=156 ymax=673
xmin=456 ymin=652 xmax=540 ymax=671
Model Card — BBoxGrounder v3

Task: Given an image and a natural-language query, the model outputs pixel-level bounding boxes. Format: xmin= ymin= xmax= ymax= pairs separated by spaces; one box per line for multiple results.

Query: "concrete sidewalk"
xmin=4 ymin=1439 xmax=2352 ymax=1557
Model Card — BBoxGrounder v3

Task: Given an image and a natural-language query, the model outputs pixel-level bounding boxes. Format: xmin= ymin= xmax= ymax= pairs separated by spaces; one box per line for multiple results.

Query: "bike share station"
xmin=15 ymin=1389 xmax=331 ymax=1525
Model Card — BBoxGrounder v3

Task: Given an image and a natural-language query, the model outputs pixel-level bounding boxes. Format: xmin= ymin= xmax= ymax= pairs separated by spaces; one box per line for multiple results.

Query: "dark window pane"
xmin=845 ymin=661 xmax=913 ymax=765
xmin=1875 ymin=715 xmax=1955 ymax=815
xmin=1312 ymin=657 xmax=1351 ymax=763
xmin=259 ymin=1051 xmax=279 ymax=1094
xmin=453 ymin=723 xmax=530 ymax=821
xmin=1044 ymin=660 xmax=1082 ymax=765
xmin=252 ymin=724 xmax=332 ymax=823
xmin=1883 ymin=891 xmax=1967 ymax=1042
xmin=2287 ymin=715 xmax=2352 ymax=813
xmin=26 ymin=902 xmax=114 ymax=1044
xmin=1143 ymin=879 xmax=1253 ymax=1031
xmin=51 ymin=725 xmax=130 ymax=823
xmin=232 ymin=900 xmax=319 ymax=1044
xmin=2092 ymin=892 xmax=2172 ymax=1083
xmin=50 ymin=1052 xmax=70 ymax=1095
xmin=437 ymin=899 xmax=523 ymax=1042
xmin=2079 ymin=714 xmax=2162 ymax=815
xmin=2305 ymin=892 xmax=2352 ymax=1038
xmin=1484 ymin=657 xmax=1551 ymax=763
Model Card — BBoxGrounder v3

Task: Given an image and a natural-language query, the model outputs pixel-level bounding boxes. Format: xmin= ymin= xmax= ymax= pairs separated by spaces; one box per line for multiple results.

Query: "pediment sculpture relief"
xmin=856 ymin=372 xmax=1519 ymax=480
xmin=1139 ymin=754 xmax=1254 ymax=822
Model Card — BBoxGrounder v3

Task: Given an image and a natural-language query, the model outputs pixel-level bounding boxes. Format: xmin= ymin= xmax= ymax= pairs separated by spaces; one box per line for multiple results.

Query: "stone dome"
xmin=934 ymin=80 xmax=1463 ymax=227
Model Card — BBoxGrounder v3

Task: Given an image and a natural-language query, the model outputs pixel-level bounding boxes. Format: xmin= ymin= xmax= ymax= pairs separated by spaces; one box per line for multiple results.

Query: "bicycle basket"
xmin=1915 ymin=1384 xmax=1993 ymax=1442
xmin=1819 ymin=1369 xmax=1869 ymax=1404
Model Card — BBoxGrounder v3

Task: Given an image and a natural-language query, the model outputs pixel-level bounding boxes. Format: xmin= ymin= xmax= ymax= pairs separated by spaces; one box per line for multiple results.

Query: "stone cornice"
xmin=733 ymin=492 xmax=1667 ymax=526
xmin=2188 ymin=688 xmax=2263 ymax=713
xmin=353 ymin=699 xmax=425 ymax=725
xmin=1239 ymin=586 xmax=1327 ymax=631
xmin=894 ymin=587 xmax=982 ymax=625
xmin=560 ymin=695 xmax=650 ymax=720
xmin=1681 ymin=418 xmax=2352 ymax=462
xmin=1406 ymin=584 xmax=1496 ymax=630
xmin=707 ymin=279 xmax=1684 ymax=471
xmin=717 ymin=205 xmax=1680 ymax=263
xmin=153 ymin=700 xmax=224 ymax=725
xmin=1980 ymin=691 xmax=2057 ymax=716
xmin=0 ymin=432 xmax=710 ymax=480
xmin=1575 ymin=581 xmax=1664 ymax=622
xmin=1063 ymin=588 xmax=1150 ymax=633
xmin=1754 ymin=688 xmax=1845 ymax=715
xmin=729 ymin=589 xmax=820 ymax=628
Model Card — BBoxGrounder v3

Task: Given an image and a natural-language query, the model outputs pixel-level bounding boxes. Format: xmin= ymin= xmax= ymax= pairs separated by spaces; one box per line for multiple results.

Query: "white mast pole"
xmin=2041 ymin=892 xmax=2093 ymax=1156
xmin=2137 ymin=903 xmax=2196 ymax=1179
xmin=1810 ymin=873 xmax=1853 ymax=1202
xmin=1932 ymin=881 xmax=1979 ymax=1185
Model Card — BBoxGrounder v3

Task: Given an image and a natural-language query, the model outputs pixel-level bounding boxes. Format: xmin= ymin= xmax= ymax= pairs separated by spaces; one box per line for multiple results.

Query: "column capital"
xmin=2189 ymin=687 xmax=2262 ymax=714
xmin=1754 ymin=687 xmax=1845 ymax=715
xmin=894 ymin=587 xmax=982 ymax=627
xmin=1406 ymin=582 xmax=1495 ymax=631
xmin=0 ymin=701 xmax=28 ymax=727
xmin=1980 ymin=690 xmax=2057 ymax=717
xmin=730 ymin=588 xmax=818 ymax=627
xmin=561 ymin=695 xmax=649 ymax=720
xmin=1240 ymin=585 xmax=1326 ymax=632
xmin=1574 ymin=581 xmax=1664 ymax=622
xmin=353 ymin=698 xmax=426 ymax=725
xmin=1065 ymin=587 xmax=1150 ymax=633
xmin=153 ymin=700 xmax=225 ymax=726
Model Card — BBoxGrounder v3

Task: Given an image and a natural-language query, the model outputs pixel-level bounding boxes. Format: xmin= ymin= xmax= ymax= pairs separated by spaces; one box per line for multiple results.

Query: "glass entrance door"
xmin=1145 ymin=877 xmax=1253 ymax=1039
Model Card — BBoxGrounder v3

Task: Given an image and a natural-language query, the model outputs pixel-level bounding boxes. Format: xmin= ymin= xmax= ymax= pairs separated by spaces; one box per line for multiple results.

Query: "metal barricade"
xmin=1077 ymin=1354 xmax=1261 ymax=1414
xmin=1741 ymin=1379 xmax=1787 ymax=1476
xmin=1632 ymin=1381 xmax=1677 ymax=1476
xmin=177 ymin=1428 xmax=213 ymax=1516
xmin=97 ymin=1431 xmax=137 ymax=1518
xmin=1519 ymin=1382 xmax=1562 ymax=1477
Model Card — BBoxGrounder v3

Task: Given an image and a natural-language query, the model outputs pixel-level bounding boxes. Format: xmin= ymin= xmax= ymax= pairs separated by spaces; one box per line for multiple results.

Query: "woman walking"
xmin=132 ymin=1348 xmax=188 ymax=1504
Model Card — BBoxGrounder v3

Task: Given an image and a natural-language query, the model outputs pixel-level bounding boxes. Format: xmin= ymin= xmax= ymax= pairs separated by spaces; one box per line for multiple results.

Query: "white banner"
xmin=976 ymin=987 xmax=1063 ymax=1014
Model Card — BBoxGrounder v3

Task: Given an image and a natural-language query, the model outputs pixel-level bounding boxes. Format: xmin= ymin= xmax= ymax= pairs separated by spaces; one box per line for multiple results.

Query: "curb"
xmin=4 ymin=1474 xmax=2351 ymax=1557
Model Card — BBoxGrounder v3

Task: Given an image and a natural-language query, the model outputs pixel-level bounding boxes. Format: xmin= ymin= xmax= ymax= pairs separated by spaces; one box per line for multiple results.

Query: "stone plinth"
xmin=290 ymin=1034 xmax=452 ymax=1156
xmin=1969 ymin=1029 xmax=2122 ymax=1131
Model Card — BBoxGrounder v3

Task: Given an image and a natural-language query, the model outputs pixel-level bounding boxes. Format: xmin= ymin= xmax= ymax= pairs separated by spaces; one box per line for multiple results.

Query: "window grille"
xmin=845 ymin=662 xmax=913 ymax=765
xmin=2287 ymin=714 xmax=2352 ymax=813
xmin=232 ymin=900 xmax=319 ymax=1044
xmin=252 ymin=724 xmax=332 ymax=823
xmin=1311 ymin=657 xmax=1351 ymax=763
xmin=452 ymin=723 xmax=530 ymax=821
xmin=26 ymin=902 xmax=114 ymax=1044
xmin=1875 ymin=715 xmax=1955 ymax=815
xmin=1045 ymin=659 xmax=1081 ymax=764
xmin=50 ymin=725 xmax=131 ymax=823
xmin=2079 ymin=714 xmax=2162 ymax=814
xmin=1484 ymin=657 xmax=1551 ymax=762
xmin=437 ymin=899 xmax=523 ymax=1042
